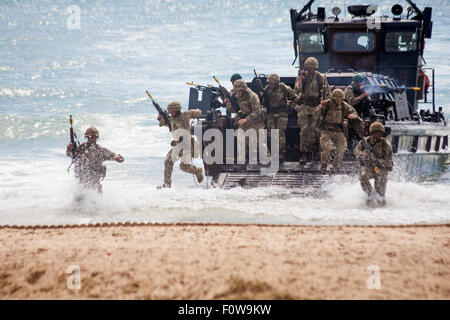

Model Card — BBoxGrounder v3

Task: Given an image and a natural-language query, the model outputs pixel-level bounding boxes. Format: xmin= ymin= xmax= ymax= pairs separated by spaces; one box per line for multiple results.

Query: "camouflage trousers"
xmin=236 ymin=119 xmax=268 ymax=159
xmin=320 ymin=130 xmax=347 ymax=171
xmin=360 ymin=167 xmax=388 ymax=197
xmin=164 ymin=147 xmax=198 ymax=185
xmin=76 ymin=165 xmax=106 ymax=193
xmin=267 ymin=112 xmax=288 ymax=153
xmin=297 ymin=105 xmax=320 ymax=152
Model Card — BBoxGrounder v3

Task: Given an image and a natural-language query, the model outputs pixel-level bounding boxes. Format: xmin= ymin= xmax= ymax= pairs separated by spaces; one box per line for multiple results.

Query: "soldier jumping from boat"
xmin=294 ymin=57 xmax=331 ymax=164
xmin=263 ymin=73 xmax=296 ymax=162
xmin=318 ymin=89 xmax=361 ymax=174
xmin=153 ymin=97 xmax=204 ymax=189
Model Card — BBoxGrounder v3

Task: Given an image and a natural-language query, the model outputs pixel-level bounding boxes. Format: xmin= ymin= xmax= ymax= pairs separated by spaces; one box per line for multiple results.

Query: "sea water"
xmin=0 ymin=0 xmax=449 ymax=226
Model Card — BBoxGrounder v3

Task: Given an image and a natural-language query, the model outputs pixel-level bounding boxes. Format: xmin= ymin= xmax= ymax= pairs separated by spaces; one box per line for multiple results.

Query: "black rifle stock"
xmin=69 ymin=115 xmax=78 ymax=153
xmin=146 ymin=90 xmax=171 ymax=131
xmin=212 ymin=76 xmax=240 ymax=112
xmin=253 ymin=69 xmax=269 ymax=109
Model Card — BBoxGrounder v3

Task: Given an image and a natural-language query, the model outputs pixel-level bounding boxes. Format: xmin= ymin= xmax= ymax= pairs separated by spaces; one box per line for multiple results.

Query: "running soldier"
xmin=294 ymin=57 xmax=331 ymax=164
xmin=66 ymin=127 xmax=124 ymax=193
xmin=318 ymin=89 xmax=360 ymax=174
xmin=354 ymin=121 xmax=393 ymax=206
xmin=263 ymin=73 xmax=296 ymax=161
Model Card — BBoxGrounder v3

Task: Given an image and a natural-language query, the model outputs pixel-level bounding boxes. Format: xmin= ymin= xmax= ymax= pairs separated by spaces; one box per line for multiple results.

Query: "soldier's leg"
xmin=319 ymin=132 xmax=333 ymax=165
xmin=374 ymin=171 xmax=388 ymax=197
xmin=179 ymin=150 xmax=204 ymax=183
xmin=267 ymin=115 xmax=276 ymax=152
xmin=163 ymin=148 xmax=177 ymax=186
xmin=331 ymin=132 xmax=348 ymax=173
xmin=360 ymin=167 xmax=374 ymax=195
xmin=277 ymin=116 xmax=288 ymax=154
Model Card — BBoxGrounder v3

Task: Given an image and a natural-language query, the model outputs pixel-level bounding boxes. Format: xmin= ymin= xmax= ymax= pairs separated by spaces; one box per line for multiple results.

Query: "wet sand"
xmin=0 ymin=224 xmax=449 ymax=299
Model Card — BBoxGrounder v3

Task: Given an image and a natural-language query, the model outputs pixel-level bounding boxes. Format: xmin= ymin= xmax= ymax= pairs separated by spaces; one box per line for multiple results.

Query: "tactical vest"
xmin=300 ymin=72 xmax=323 ymax=106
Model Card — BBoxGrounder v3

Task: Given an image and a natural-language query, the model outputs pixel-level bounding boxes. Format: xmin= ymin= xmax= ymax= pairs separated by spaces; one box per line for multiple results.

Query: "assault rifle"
xmin=364 ymin=84 xmax=420 ymax=95
xmin=146 ymin=90 xmax=171 ymax=131
xmin=212 ymin=76 xmax=240 ymax=112
xmin=358 ymin=136 xmax=381 ymax=174
xmin=69 ymin=115 xmax=79 ymax=153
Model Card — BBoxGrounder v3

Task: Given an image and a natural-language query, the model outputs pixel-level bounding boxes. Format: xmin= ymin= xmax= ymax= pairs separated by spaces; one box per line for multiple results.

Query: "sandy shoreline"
xmin=0 ymin=224 xmax=449 ymax=299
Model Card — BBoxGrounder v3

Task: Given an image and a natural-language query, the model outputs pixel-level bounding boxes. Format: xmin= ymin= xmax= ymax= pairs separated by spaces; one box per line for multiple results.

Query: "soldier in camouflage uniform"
xmin=344 ymin=74 xmax=370 ymax=118
xmin=66 ymin=127 xmax=124 ymax=193
xmin=354 ymin=121 xmax=393 ymax=206
xmin=294 ymin=57 xmax=331 ymax=163
xmin=263 ymin=73 xmax=296 ymax=161
xmin=224 ymin=73 xmax=242 ymax=114
xmin=157 ymin=101 xmax=203 ymax=189
xmin=232 ymin=79 xmax=267 ymax=160
xmin=318 ymin=89 xmax=360 ymax=174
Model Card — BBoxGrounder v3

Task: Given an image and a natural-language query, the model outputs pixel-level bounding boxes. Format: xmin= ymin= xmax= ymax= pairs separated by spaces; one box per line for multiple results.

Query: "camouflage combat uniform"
xmin=344 ymin=83 xmax=366 ymax=137
xmin=69 ymin=142 xmax=117 ymax=193
xmin=263 ymin=75 xmax=296 ymax=153
xmin=318 ymin=94 xmax=359 ymax=173
xmin=233 ymin=79 xmax=266 ymax=159
xmin=294 ymin=70 xmax=330 ymax=153
xmin=159 ymin=106 xmax=202 ymax=187
xmin=354 ymin=125 xmax=393 ymax=198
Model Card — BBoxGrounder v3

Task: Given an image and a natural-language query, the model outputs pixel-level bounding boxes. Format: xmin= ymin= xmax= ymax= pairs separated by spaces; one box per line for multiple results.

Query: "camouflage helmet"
xmin=369 ymin=121 xmax=385 ymax=134
xmin=304 ymin=57 xmax=319 ymax=69
xmin=330 ymin=88 xmax=345 ymax=100
xmin=85 ymin=127 xmax=99 ymax=138
xmin=167 ymin=101 xmax=181 ymax=112
xmin=267 ymin=73 xmax=280 ymax=85
xmin=233 ymin=79 xmax=247 ymax=91
xmin=230 ymin=73 xmax=242 ymax=82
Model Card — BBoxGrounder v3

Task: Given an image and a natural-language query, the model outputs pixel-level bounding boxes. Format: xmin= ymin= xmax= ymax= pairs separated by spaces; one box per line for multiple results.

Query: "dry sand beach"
xmin=0 ymin=224 xmax=449 ymax=300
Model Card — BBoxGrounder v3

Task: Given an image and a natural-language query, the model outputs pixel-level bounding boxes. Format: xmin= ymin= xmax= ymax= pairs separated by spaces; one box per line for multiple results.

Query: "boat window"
xmin=385 ymin=32 xmax=417 ymax=52
xmin=298 ymin=32 xmax=325 ymax=53
xmin=333 ymin=32 xmax=375 ymax=52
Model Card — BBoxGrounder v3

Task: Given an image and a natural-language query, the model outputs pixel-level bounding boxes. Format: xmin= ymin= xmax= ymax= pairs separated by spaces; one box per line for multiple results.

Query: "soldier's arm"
xmin=378 ymin=140 xmax=393 ymax=169
xmin=294 ymin=76 xmax=302 ymax=96
xmin=187 ymin=109 xmax=202 ymax=119
xmin=322 ymin=75 xmax=331 ymax=99
xmin=345 ymin=86 xmax=360 ymax=106
xmin=284 ymin=84 xmax=297 ymax=108
xmin=245 ymin=93 xmax=262 ymax=122
xmin=354 ymin=140 xmax=365 ymax=158
xmin=343 ymin=102 xmax=359 ymax=118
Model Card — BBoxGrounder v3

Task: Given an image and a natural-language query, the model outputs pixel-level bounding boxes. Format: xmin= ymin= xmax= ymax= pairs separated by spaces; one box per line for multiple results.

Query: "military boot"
xmin=157 ymin=182 xmax=171 ymax=189
xmin=299 ymin=152 xmax=307 ymax=164
xmin=195 ymin=168 xmax=204 ymax=183
xmin=320 ymin=163 xmax=327 ymax=174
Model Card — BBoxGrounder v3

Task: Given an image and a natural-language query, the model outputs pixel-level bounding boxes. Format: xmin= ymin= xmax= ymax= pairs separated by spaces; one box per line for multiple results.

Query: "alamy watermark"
xmin=66 ymin=5 xmax=81 ymax=30
xmin=66 ymin=265 xmax=81 ymax=290
xmin=366 ymin=265 xmax=381 ymax=290
xmin=172 ymin=127 xmax=280 ymax=175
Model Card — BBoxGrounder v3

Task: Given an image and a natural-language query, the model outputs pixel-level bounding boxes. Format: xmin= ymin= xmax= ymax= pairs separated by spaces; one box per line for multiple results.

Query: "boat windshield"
xmin=385 ymin=31 xmax=417 ymax=52
xmin=298 ymin=32 xmax=325 ymax=53
xmin=333 ymin=32 xmax=375 ymax=52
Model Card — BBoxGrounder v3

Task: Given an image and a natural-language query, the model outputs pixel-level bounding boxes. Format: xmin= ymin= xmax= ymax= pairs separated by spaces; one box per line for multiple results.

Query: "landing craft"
xmin=187 ymin=0 xmax=449 ymax=190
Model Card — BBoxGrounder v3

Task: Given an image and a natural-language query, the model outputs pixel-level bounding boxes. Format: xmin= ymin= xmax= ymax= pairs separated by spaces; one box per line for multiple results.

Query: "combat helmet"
xmin=230 ymin=73 xmax=242 ymax=82
xmin=85 ymin=127 xmax=99 ymax=138
xmin=167 ymin=101 xmax=181 ymax=112
xmin=369 ymin=121 xmax=385 ymax=134
xmin=304 ymin=57 xmax=319 ymax=69
xmin=330 ymin=89 xmax=345 ymax=100
xmin=233 ymin=79 xmax=247 ymax=91
xmin=267 ymin=73 xmax=280 ymax=85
